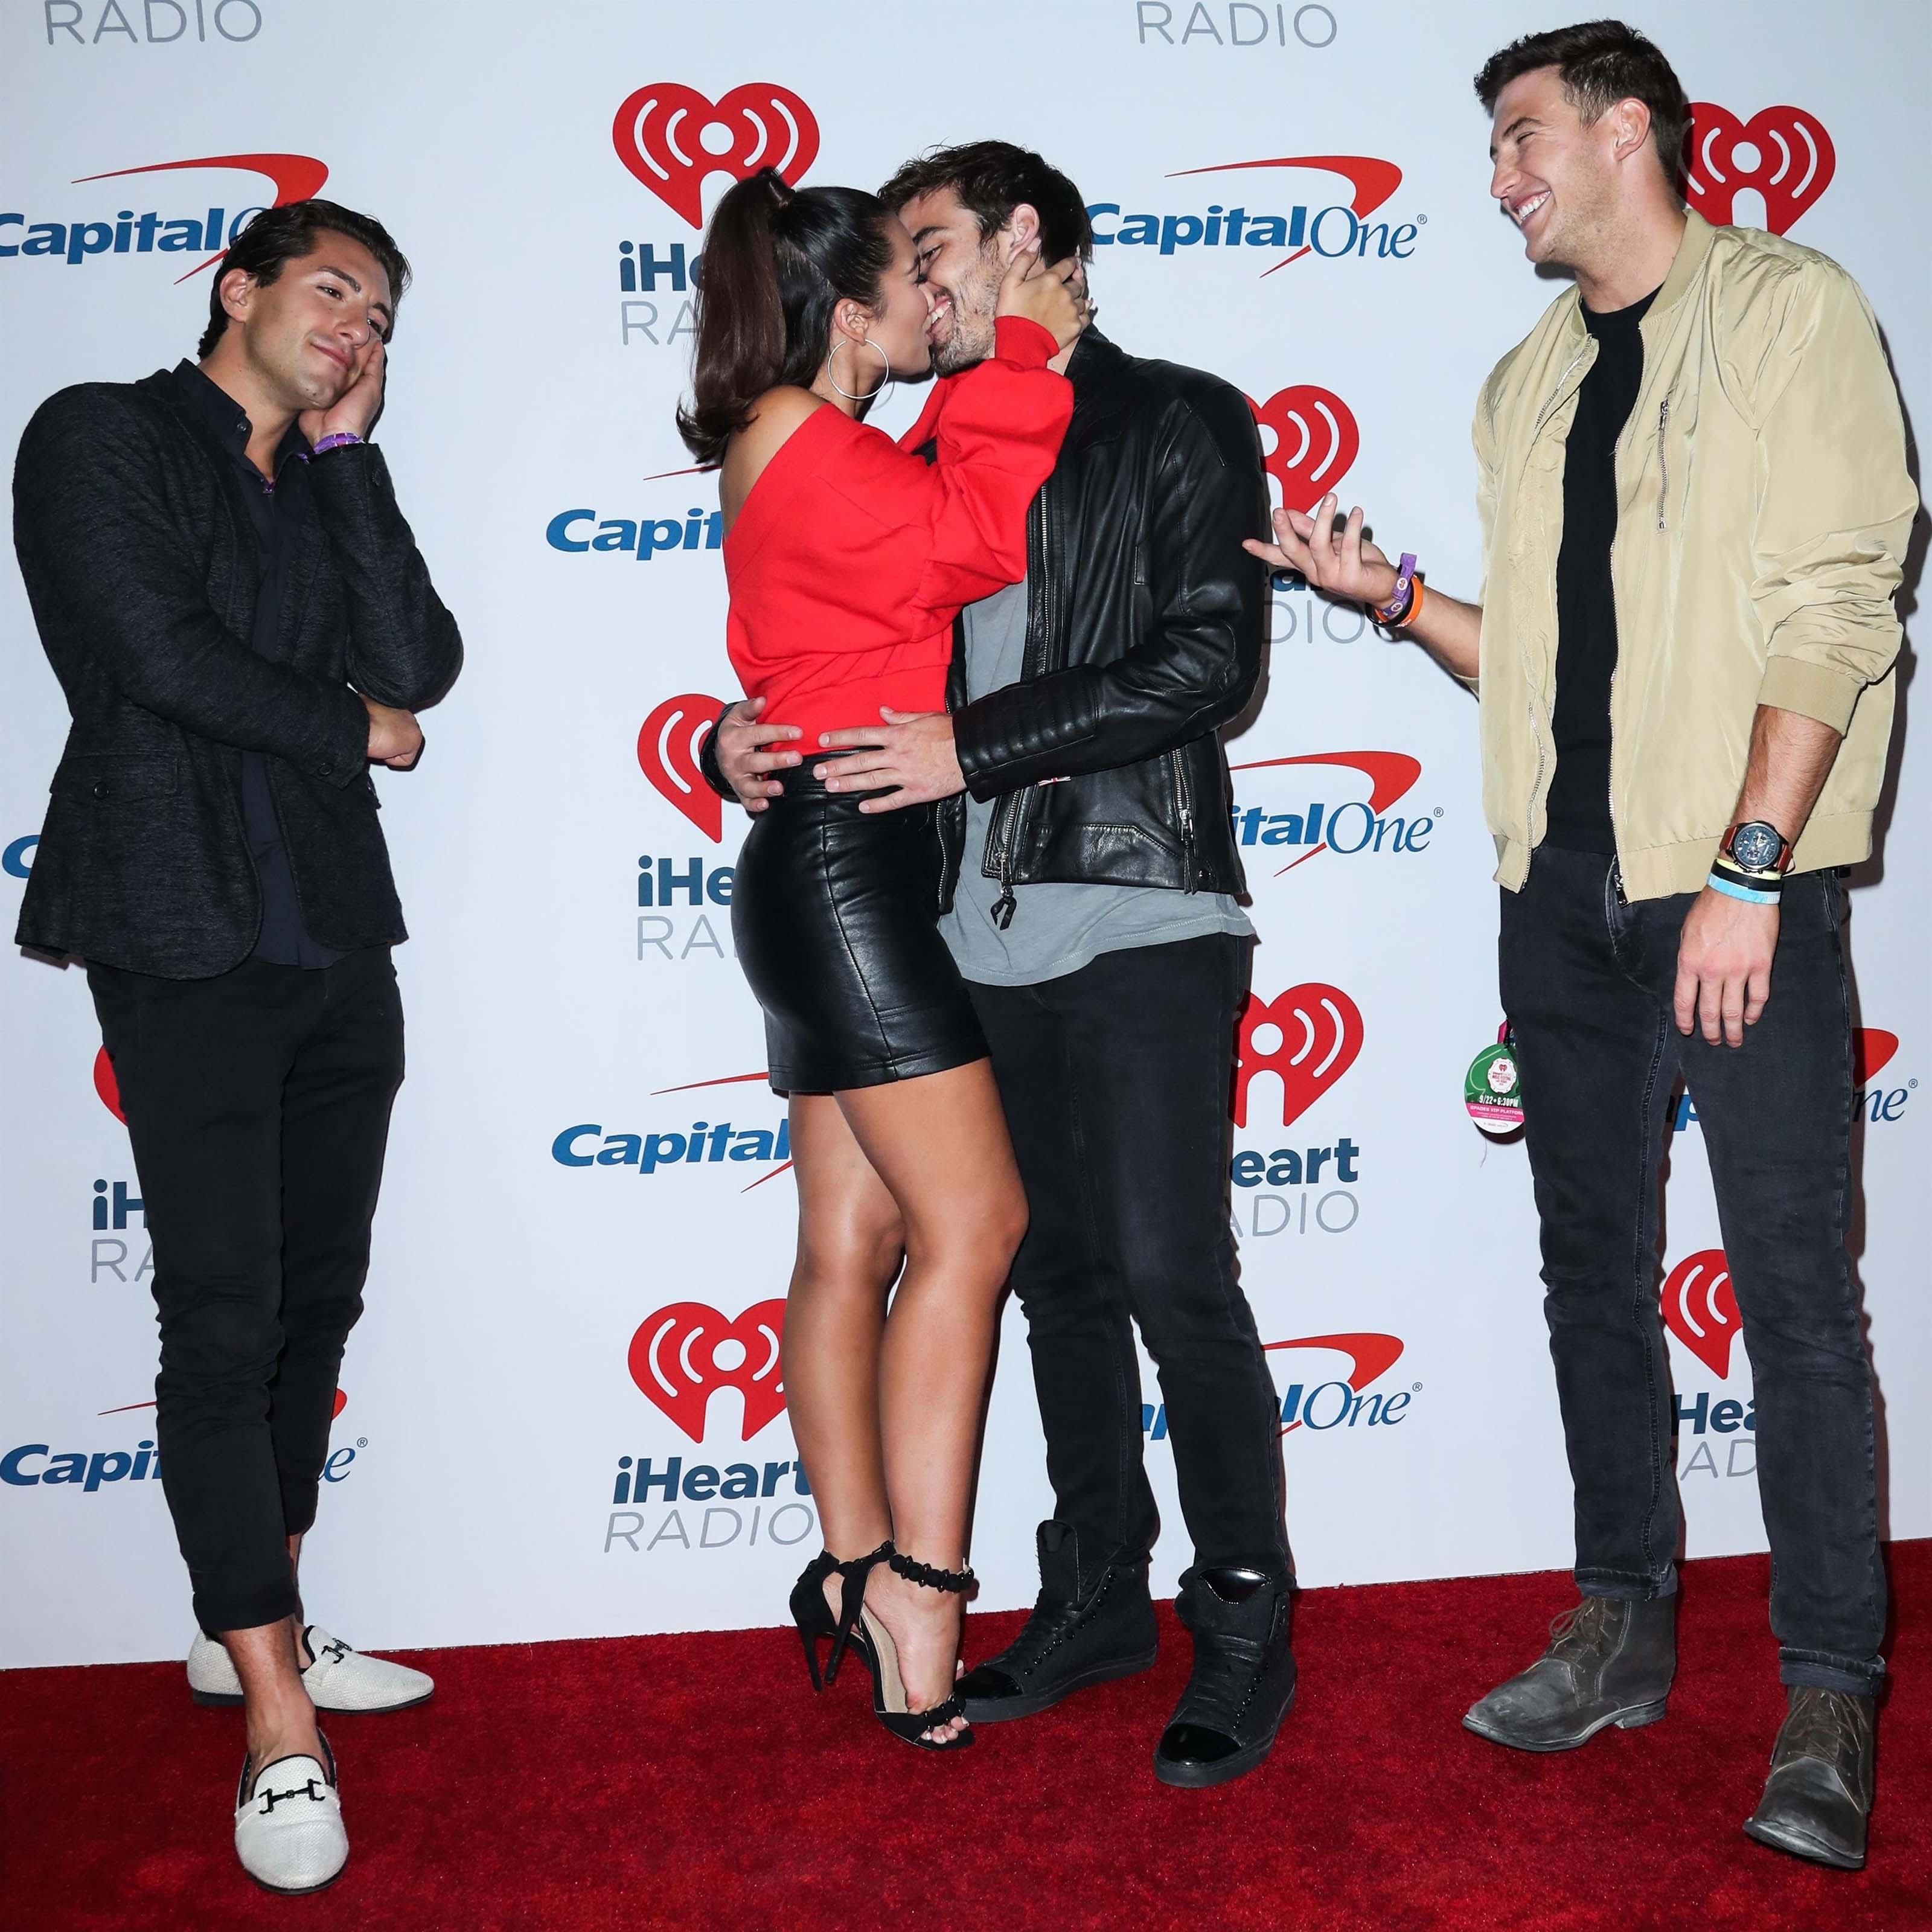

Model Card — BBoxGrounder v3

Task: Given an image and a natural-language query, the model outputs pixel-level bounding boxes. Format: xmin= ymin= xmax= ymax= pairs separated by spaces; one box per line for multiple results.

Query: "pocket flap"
xmin=50 ymin=755 xmax=181 ymax=804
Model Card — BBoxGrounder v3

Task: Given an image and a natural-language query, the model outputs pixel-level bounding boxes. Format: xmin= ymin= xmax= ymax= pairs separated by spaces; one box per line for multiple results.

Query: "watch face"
xmin=1731 ymin=822 xmax=1782 ymax=871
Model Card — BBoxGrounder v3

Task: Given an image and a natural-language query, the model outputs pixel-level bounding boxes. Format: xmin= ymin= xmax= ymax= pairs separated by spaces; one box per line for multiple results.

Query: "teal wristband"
xmin=1708 ymin=869 xmax=1781 ymax=906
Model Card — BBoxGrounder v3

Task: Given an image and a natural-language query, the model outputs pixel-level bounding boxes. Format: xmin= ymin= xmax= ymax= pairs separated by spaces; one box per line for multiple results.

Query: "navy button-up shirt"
xmin=170 ymin=361 xmax=344 ymax=968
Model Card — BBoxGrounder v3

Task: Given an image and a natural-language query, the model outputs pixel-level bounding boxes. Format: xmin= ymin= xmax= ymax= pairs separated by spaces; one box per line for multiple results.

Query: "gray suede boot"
xmin=1463 ymin=1591 xmax=1675 ymax=1752
xmin=1744 ymin=1687 xmax=1875 ymax=1870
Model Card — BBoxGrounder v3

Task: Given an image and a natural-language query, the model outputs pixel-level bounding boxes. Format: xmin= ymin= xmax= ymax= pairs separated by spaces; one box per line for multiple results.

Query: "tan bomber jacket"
xmin=1471 ymin=209 xmax=1916 ymax=900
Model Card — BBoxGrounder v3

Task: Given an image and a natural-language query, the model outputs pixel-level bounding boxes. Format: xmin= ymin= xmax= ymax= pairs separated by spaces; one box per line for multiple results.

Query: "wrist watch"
xmin=1721 ymin=820 xmax=1794 ymax=875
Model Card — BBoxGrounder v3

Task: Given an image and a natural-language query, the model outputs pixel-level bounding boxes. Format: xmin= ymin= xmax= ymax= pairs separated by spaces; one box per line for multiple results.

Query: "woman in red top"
xmin=677 ymin=168 xmax=1078 ymax=1750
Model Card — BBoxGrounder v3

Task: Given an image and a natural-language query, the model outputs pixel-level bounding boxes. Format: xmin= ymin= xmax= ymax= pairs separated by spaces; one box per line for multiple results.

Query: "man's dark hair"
xmin=1474 ymin=19 xmax=1689 ymax=190
xmin=199 ymin=199 xmax=412 ymax=359
xmin=877 ymin=140 xmax=1092 ymax=263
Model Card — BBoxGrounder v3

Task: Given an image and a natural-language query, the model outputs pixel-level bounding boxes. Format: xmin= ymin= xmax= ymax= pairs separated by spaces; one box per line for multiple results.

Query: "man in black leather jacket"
xmin=703 ymin=142 xmax=1295 ymax=1790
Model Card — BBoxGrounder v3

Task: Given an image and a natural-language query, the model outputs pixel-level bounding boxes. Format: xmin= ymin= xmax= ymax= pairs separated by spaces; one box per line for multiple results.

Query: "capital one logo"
xmin=639 ymin=691 xmax=723 ymax=842
xmin=1229 ymin=750 xmax=1424 ymax=876
xmin=1854 ymin=1029 xmax=1898 ymax=1084
xmin=1265 ymin=1332 xmax=1407 ymax=1435
xmin=1233 ymin=984 xmax=1363 ymax=1127
xmin=4 ymin=153 xmax=327 ymax=280
xmin=629 ymin=1299 xmax=787 ymax=1442
xmin=1662 ymin=1249 xmax=1741 ymax=1378
xmin=1681 ymin=104 xmax=1834 ymax=234
xmin=1151 ymin=154 xmax=1407 ymax=275
xmin=1247 ymin=387 xmax=1357 ymax=512
xmin=612 ymin=83 xmax=819 ymax=227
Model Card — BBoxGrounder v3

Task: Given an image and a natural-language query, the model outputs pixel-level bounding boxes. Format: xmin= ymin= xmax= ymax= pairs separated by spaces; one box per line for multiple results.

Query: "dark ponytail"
xmin=676 ymin=168 xmax=897 ymax=462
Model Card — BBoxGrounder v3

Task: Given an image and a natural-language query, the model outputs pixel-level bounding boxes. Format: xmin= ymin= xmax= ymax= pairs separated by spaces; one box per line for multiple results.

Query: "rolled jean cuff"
xmin=1576 ymin=1563 xmax=1677 ymax=1601
xmin=194 ymin=1574 xmax=301 ymax=1640
xmin=1780 ymin=1648 xmax=1884 ymax=1695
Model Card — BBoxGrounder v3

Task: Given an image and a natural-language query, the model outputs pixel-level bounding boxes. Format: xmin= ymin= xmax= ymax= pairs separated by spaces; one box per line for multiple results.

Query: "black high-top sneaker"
xmin=1463 ymin=1591 xmax=1676 ymax=1751
xmin=1153 ymin=1567 xmax=1296 ymax=1789
xmin=956 ymin=1520 xmax=1157 ymax=1723
xmin=1744 ymin=1686 xmax=1876 ymax=1870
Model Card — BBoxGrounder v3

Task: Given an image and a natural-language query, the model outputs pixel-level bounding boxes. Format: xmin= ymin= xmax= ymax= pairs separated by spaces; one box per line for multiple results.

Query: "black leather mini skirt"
xmin=732 ymin=760 xmax=987 ymax=1095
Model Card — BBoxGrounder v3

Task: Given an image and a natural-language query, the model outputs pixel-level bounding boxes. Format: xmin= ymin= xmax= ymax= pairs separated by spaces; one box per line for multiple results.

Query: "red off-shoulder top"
xmin=721 ymin=315 xmax=1072 ymax=749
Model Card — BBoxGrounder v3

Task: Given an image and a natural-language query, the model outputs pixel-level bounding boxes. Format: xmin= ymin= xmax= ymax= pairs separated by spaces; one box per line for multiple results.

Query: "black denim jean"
xmin=1500 ymin=847 xmax=1882 ymax=1694
xmin=967 ymin=934 xmax=1290 ymax=1582
xmin=88 ymin=948 xmax=405 ymax=1635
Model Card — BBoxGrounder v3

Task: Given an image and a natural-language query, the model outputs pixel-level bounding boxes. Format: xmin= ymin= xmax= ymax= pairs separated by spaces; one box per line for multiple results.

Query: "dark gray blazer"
xmin=12 ymin=371 xmax=462 ymax=977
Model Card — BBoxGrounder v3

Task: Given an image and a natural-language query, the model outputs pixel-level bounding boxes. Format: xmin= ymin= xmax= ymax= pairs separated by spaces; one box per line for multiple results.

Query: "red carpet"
xmin=4 ymin=1544 xmax=1928 ymax=1931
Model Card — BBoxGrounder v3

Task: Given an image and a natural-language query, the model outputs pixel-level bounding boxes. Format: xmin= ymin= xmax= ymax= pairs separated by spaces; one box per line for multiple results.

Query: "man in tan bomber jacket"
xmin=1249 ymin=19 xmax=1913 ymax=1873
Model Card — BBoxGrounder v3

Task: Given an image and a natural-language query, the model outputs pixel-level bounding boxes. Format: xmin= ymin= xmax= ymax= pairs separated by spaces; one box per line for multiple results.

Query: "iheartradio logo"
xmin=1248 ymin=386 xmax=1358 ymax=512
xmin=638 ymin=692 xmax=723 ymax=843
xmin=1681 ymin=104 xmax=1834 ymax=235
xmin=612 ymin=82 xmax=819 ymax=228
xmin=629 ymin=1299 xmax=787 ymax=1442
xmin=1233 ymin=983 xmax=1363 ymax=1128
xmin=1662 ymin=1249 xmax=1741 ymax=1379
xmin=93 ymin=1047 xmax=124 ymax=1122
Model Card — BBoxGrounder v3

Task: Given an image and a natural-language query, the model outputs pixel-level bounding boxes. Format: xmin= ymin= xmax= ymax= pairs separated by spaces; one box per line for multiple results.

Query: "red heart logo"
xmin=612 ymin=82 xmax=819 ymax=228
xmin=1681 ymin=104 xmax=1835 ymax=235
xmin=93 ymin=1046 xmax=124 ymax=1122
xmin=1853 ymin=1028 xmax=1898 ymax=1085
xmin=1233 ymin=983 xmax=1363 ymax=1128
xmin=1247 ymin=387 xmax=1359 ymax=513
xmin=331 ymin=1389 xmax=348 ymax=1421
xmin=1662 ymin=1249 xmax=1742 ymax=1378
xmin=629 ymin=1299 xmax=788 ymax=1442
xmin=639 ymin=693 xmax=724 ymax=843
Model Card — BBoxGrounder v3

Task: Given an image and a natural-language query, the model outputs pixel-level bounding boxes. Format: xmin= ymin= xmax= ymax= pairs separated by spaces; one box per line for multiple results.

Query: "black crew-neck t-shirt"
xmin=1543 ymin=286 xmax=1659 ymax=854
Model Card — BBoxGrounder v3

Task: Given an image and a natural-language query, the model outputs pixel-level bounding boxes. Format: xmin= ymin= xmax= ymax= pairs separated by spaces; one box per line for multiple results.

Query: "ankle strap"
xmin=835 ymin=1540 xmax=892 ymax=1578
xmin=888 ymin=1547 xmax=976 ymax=1594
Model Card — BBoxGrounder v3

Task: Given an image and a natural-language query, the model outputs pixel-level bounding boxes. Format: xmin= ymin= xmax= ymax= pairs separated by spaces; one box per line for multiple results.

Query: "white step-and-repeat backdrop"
xmin=2 ymin=1 xmax=1925 ymax=1668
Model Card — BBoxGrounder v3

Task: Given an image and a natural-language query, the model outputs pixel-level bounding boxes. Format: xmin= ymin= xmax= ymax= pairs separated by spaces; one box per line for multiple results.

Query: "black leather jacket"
xmin=704 ymin=327 xmax=1268 ymax=918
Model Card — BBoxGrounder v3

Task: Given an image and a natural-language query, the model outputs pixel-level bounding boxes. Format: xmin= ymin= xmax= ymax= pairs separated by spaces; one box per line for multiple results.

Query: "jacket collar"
xmin=1065 ymin=324 xmax=1125 ymax=389
xmin=900 ymin=323 xmax=1124 ymax=456
xmin=1555 ymin=208 xmax=1718 ymax=347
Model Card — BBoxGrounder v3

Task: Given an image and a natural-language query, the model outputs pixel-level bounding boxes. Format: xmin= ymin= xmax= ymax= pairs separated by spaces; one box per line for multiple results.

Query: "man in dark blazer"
xmin=13 ymin=199 xmax=460 ymax=1894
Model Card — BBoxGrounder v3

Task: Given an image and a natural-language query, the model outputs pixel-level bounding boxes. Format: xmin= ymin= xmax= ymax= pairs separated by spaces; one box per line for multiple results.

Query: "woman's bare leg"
xmin=837 ymin=1059 xmax=1028 ymax=1734
xmin=782 ymin=1093 xmax=904 ymax=1610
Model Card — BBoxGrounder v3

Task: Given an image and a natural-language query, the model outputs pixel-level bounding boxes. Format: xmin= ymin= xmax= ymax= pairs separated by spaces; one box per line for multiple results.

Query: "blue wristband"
xmin=1707 ymin=871 xmax=1782 ymax=906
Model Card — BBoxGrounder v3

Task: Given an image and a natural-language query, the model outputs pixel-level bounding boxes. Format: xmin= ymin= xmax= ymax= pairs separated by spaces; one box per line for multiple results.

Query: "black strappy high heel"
xmin=860 ymin=1545 xmax=976 ymax=1751
xmin=788 ymin=1543 xmax=889 ymax=1691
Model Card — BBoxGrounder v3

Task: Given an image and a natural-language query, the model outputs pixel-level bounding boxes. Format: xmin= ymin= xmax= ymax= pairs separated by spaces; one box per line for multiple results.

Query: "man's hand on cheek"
xmin=815 ymin=709 xmax=964 ymax=812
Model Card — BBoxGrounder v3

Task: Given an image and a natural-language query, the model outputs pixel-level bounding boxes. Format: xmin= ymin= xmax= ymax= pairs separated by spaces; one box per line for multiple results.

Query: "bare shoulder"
xmin=721 ymin=386 xmax=831 ymax=523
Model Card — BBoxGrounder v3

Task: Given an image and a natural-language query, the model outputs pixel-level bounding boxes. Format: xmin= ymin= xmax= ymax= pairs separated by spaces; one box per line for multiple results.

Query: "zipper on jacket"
xmin=1517 ymin=333 xmax=1594 ymax=851
xmin=1169 ymin=751 xmax=1197 ymax=891
xmin=1655 ymin=397 xmax=1670 ymax=531
xmin=985 ymin=487 xmax=1058 ymax=927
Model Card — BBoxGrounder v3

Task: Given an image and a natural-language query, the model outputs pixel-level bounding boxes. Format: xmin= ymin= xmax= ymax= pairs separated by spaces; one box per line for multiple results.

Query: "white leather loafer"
xmin=189 ymin=1625 xmax=435 ymax=1712
xmin=234 ymin=1736 xmax=348 ymax=1894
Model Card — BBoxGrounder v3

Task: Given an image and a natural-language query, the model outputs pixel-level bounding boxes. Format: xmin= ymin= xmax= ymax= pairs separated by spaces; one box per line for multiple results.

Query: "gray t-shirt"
xmin=939 ymin=575 xmax=1253 ymax=987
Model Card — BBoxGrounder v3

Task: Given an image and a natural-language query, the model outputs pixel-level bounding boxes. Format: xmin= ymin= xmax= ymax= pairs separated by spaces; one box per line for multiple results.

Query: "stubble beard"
xmin=929 ymin=251 xmax=1003 ymax=375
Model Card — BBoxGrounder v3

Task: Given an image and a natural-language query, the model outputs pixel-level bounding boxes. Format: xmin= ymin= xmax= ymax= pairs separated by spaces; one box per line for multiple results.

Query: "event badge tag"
xmin=1465 ymin=1023 xmax=1525 ymax=1136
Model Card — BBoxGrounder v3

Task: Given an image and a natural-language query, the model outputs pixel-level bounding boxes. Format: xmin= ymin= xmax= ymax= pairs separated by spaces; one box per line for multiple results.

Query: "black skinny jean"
xmin=1500 ymin=848 xmax=1882 ymax=1694
xmin=967 ymin=933 xmax=1290 ymax=1583
xmin=88 ymin=948 xmax=405 ymax=1636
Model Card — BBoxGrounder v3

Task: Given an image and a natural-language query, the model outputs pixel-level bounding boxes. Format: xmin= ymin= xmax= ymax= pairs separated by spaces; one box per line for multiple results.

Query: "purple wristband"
xmin=1370 ymin=553 xmax=1418 ymax=624
xmin=308 ymin=432 xmax=365 ymax=456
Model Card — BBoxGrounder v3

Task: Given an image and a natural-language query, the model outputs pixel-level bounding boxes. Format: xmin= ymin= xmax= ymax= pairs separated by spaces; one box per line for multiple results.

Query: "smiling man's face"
xmin=220 ymin=232 xmax=394 ymax=412
xmin=897 ymin=186 xmax=1011 ymax=375
xmin=1488 ymin=65 xmax=1629 ymax=273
